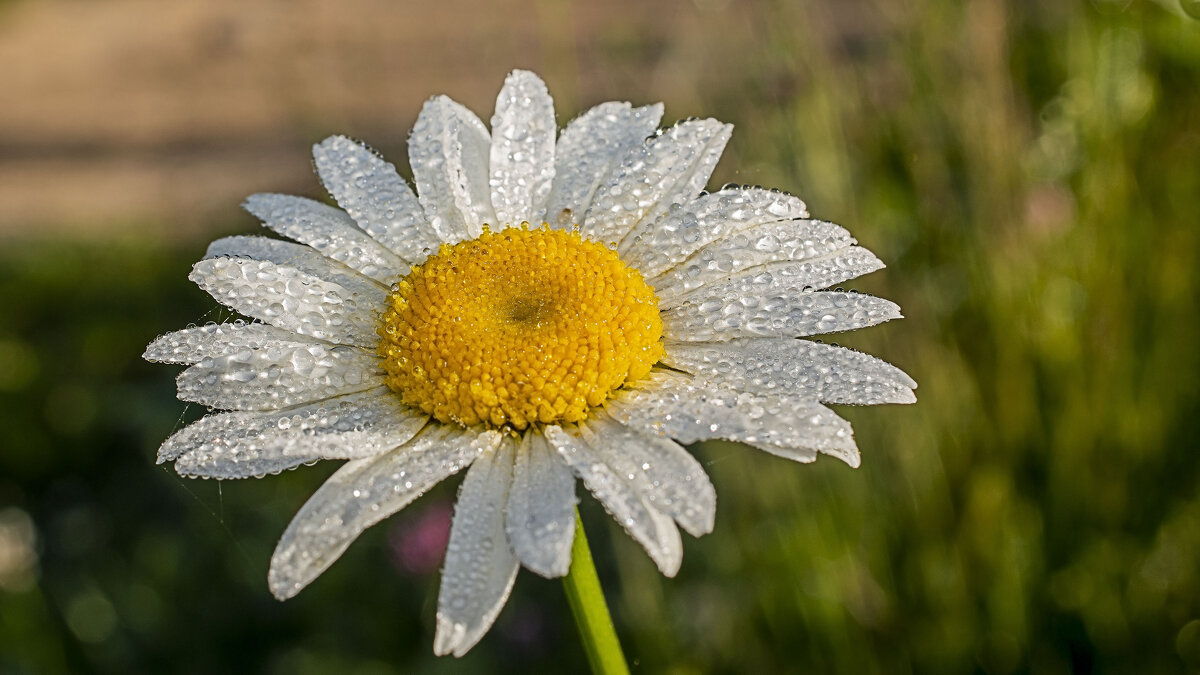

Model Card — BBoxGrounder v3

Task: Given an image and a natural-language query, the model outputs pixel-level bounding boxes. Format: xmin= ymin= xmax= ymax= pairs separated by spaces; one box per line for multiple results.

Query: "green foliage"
xmin=2 ymin=2 xmax=1199 ymax=673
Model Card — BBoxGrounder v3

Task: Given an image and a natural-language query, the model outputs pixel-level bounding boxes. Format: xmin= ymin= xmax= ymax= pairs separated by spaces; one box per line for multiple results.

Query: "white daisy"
xmin=145 ymin=70 xmax=915 ymax=657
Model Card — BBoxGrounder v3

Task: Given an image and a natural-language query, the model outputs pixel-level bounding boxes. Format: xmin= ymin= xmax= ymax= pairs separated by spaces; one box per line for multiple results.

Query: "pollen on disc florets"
xmin=378 ymin=224 xmax=665 ymax=430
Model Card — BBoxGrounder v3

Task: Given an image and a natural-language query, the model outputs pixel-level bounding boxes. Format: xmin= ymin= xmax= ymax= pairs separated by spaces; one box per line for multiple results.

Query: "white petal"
xmin=578 ymin=412 xmax=715 ymax=537
xmin=650 ymin=219 xmax=857 ymax=300
xmin=745 ymin=441 xmax=818 ymax=464
xmin=161 ymin=388 xmax=427 ymax=477
xmin=621 ymin=187 xmax=810 ymax=277
xmin=205 ymin=235 xmax=387 ymax=297
xmin=144 ymin=321 xmax=310 ymax=365
xmin=657 ymin=246 xmax=884 ymax=309
xmin=606 ymin=370 xmax=860 ymax=466
xmin=661 ymin=289 xmax=900 ymax=342
xmin=175 ymin=342 xmax=383 ymax=411
xmin=176 ymin=451 xmax=316 ymax=479
xmin=505 ymin=432 xmax=577 ymax=578
xmin=269 ymin=426 xmax=500 ymax=599
xmin=582 ymin=119 xmax=732 ymax=248
xmin=758 ymin=438 xmax=861 ymax=466
xmin=662 ymin=339 xmax=917 ymax=405
xmin=544 ymin=425 xmax=682 ymax=576
xmin=542 ymin=101 xmax=663 ymax=228
xmin=189 ymin=257 xmax=383 ymax=347
xmin=243 ymin=193 xmax=410 ymax=284
xmin=743 ymin=431 xmax=860 ymax=465
xmin=434 ymin=435 xmax=520 ymax=657
xmin=489 ymin=70 xmax=557 ymax=227
xmin=311 ymin=136 xmax=441 ymax=263
xmin=409 ymin=96 xmax=495 ymax=242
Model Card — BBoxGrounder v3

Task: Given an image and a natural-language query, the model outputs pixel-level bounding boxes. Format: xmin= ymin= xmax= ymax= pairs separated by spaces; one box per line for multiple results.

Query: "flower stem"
xmin=562 ymin=508 xmax=631 ymax=675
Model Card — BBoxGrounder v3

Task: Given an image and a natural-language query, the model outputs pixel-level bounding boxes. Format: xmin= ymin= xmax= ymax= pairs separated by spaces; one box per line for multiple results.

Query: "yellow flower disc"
xmin=378 ymin=225 xmax=664 ymax=430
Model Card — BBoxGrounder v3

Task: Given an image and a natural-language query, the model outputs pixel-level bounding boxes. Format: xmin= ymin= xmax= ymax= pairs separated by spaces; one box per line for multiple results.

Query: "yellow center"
xmin=377 ymin=225 xmax=665 ymax=430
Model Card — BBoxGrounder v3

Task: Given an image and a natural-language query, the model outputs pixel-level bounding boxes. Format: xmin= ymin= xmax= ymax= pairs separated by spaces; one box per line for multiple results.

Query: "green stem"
xmin=562 ymin=508 xmax=631 ymax=675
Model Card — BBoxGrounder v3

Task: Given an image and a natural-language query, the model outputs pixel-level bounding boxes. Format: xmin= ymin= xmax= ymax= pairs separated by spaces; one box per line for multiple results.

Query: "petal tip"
xmin=267 ymin=551 xmax=309 ymax=601
xmin=659 ymin=555 xmax=682 ymax=578
xmin=521 ymin=553 xmax=572 ymax=579
xmin=314 ymin=134 xmax=350 ymax=150
xmin=433 ymin=614 xmax=474 ymax=657
xmin=506 ymin=68 xmax=545 ymax=85
xmin=267 ymin=573 xmax=300 ymax=602
xmin=829 ymin=438 xmax=862 ymax=468
xmin=241 ymin=193 xmax=266 ymax=212
xmin=140 ymin=342 xmax=159 ymax=363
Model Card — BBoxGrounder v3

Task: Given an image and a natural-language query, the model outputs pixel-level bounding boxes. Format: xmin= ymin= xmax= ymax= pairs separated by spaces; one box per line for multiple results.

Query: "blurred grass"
xmin=2 ymin=1 xmax=1200 ymax=674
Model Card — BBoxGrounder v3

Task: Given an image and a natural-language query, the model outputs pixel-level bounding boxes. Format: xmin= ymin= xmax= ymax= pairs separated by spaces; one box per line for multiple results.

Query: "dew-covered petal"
xmin=175 ymin=451 xmax=317 ymax=480
xmin=205 ymin=235 xmax=387 ymax=298
xmin=505 ymin=432 xmax=577 ymax=578
xmin=656 ymin=246 xmax=884 ymax=309
xmin=489 ymin=70 xmax=557 ymax=227
xmin=269 ymin=426 xmax=500 ymax=599
xmin=661 ymin=288 xmax=900 ymax=342
xmin=175 ymin=343 xmax=383 ymax=411
xmin=651 ymin=220 xmax=859 ymax=299
xmin=544 ymin=425 xmax=683 ymax=576
xmin=143 ymin=321 xmax=312 ymax=365
xmin=662 ymin=339 xmax=917 ymax=405
xmin=606 ymin=370 xmax=860 ymax=466
xmin=160 ymin=387 xmax=428 ymax=477
xmin=582 ymin=119 xmax=732 ymax=248
xmin=434 ymin=435 xmax=520 ymax=657
xmin=542 ymin=101 xmax=663 ymax=228
xmin=746 ymin=441 xmax=818 ymax=464
xmin=621 ymin=187 xmax=810 ymax=278
xmin=243 ymin=192 xmax=410 ymax=284
xmin=189 ymin=257 xmax=383 ymax=347
xmin=577 ymin=412 xmax=715 ymax=537
xmin=410 ymin=96 xmax=495 ymax=242
xmin=311 ymin=136 xmax=441 ymax=263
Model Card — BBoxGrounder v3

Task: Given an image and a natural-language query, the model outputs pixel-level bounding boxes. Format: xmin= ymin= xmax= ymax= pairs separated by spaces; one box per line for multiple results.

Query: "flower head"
xmin=145 ymin=70 xmax=915 ymax=656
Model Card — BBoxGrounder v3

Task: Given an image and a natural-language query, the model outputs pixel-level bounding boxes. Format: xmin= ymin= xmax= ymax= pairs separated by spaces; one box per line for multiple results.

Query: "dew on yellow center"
xmin=378 ymin=225 xmax=664 ymax=430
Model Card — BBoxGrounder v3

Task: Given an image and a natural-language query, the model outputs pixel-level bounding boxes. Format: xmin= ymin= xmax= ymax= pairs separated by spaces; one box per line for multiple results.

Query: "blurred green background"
xmin=2 ymin=0 xmax=1199 ymax=673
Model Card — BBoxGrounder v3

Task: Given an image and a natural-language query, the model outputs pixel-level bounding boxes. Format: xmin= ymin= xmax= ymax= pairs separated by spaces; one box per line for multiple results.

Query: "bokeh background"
xmin=2 ymin=0 xmax=1199 ymax=673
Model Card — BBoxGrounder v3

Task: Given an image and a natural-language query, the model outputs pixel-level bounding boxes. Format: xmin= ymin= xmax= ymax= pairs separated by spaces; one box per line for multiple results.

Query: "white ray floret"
xmin=489 ymin=70 xmax=557 ymax=227
xmin=620 ymin=186 xmax=810 ymax=277
xmin=243 ymin=192 xmax=410 ymax=284
xmin=506 ymin=432 xmax=578 ymax=578
xmin=205 ymin=235 xmax=388 ymax=298
xmin=189 ymin=256 xmax=383 ymax=347
xmin=160 ymin=387 xmax=428 ymax=473
xmin=144 ymin=321 xmax=313 ymax=365
xmin=434 ymin=436 xmax=521 ymax=657
xmin=174 ymin=342 xmax=383 ymax=411
xmin=607 ymin=370 xmax=860 ymax=466
xmin=545 ymin=424 xmax=684 ymax=576
xmin=409 ymin=96 xmax=495 ymax=242
xmin=311 ymin=135 xmax=441 ymax=263
xmin=656 ymin=246 xmax=885 ymax=309
xmin=582 ymin=118 xmax=732 ymax=247
xmin=662 ymin=339 xmax=917 ymax=405
xmin=649 ymin=218 xmax=856 ymax=299
xmin=576 ymin=411 xmax=717 ymax=537
xmin=662 ymin=288 xmax=901 ymax=341
xmin=269 ymin=426 xmax=501 ymax=600
xmin=543 ymin=101 xmax=664 ymax=228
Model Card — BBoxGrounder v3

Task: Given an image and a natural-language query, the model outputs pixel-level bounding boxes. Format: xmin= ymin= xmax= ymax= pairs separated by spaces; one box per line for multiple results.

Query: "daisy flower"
xmin=145 ymin=70 xmax=914 ymax=657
